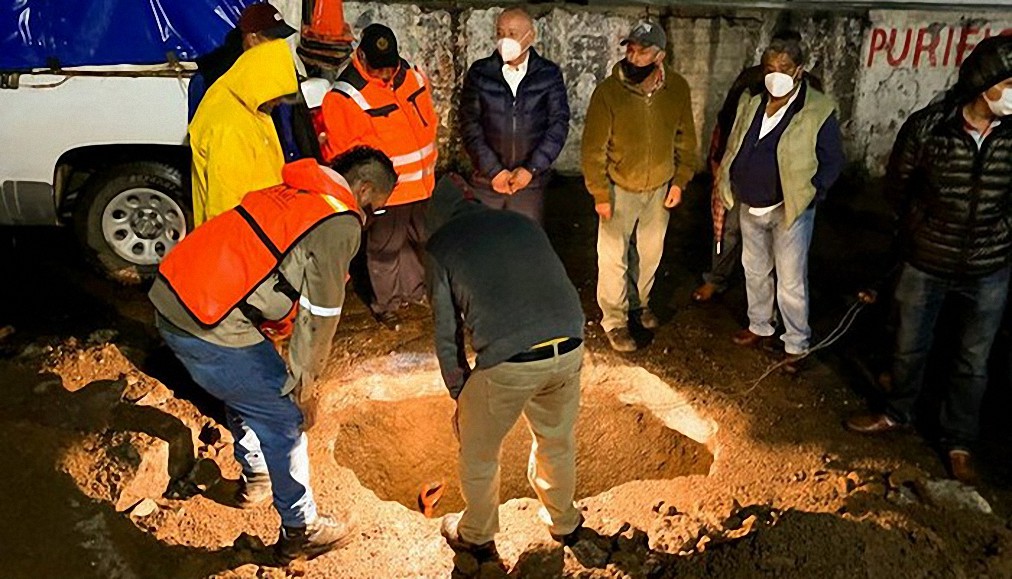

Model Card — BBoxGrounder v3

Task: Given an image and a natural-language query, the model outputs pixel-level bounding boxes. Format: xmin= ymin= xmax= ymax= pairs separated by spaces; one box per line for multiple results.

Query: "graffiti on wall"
xmin=867 ymin=24 xmax=1012 ymax=68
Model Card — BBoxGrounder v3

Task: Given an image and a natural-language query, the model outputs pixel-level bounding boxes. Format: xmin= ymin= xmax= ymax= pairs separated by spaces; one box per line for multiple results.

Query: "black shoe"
xmin=550 ymin=513 xmax=586 ymax=547
xmin=235 ymin=472 xmax=271 ymax=509
xmin=275 ymin=515 xmax=355 ymax=564
xmin=440 ymin=513 xmax=501 ymax=561
xmin=375 ymin=310 xmax=401 ymax=330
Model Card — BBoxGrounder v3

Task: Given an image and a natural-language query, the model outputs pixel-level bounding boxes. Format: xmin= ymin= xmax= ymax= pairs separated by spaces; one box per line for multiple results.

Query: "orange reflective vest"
xmin=320 ymin=56 xmax=438 ymax=206
xmin=159 ymin=159 xmax=363 ymax=328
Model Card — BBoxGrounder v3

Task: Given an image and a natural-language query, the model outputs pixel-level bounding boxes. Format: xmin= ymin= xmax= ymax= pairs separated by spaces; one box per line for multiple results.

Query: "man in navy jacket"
xmin=459 ymin=7 xmax=570 ymax=225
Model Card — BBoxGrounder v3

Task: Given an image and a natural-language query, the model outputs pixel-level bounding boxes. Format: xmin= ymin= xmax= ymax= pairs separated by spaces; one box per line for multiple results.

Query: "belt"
xmin=507 ymin=337 xmax=582 ymax=363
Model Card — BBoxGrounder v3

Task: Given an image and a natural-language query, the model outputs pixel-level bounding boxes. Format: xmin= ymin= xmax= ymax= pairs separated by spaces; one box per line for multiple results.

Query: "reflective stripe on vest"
xmin=332 ymin=80 xmax=372 ymax=111
xmin=159 ymin=184 xmax=360 ymax=328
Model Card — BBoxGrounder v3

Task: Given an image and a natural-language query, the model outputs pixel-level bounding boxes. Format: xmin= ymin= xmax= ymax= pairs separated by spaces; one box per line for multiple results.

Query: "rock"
xmin=0 ymin=325 xmax=14 ymax=341
xmin=852 ymin=482 xmax=887 ymax=498
xmin=665 ymin=506 xmax=679 ymax=517
xmin=570 ymin=539 xmax=610 ymax=568
xmin=452 ymin=551 xmax=480 ymax=576
xmin=724 ymin=514 xmax=758 ymax=540
xmin=477 ymin=561 xmax=509 ymax=578
xmin=189 ymin=458 xmax=222 ymax=493
xmin=19 ymin=343 xmax=52 ymax=359
xmin=888 ymin=465 xmax=926 ymax=490
xmin=87 ymin=329 xmax=119 ymax=345
xmin=886 ymin=486 xmax=919 ymax=507
xmin=109 ymin=433 xmax=172 ymax=512
xmin=129 ymin=498 xmax=159 ymax=518
xmin=922 ymin=480 xmax=993 ymax=514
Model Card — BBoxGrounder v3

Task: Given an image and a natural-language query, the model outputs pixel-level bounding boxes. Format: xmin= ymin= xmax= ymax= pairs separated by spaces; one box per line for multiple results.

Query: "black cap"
xmin=238 ymin=3 xmax=297 ymax=40
xmin=620 ymin=21 xmax=666 ymax=50
xmin=359 ymin=24 xmax=400 ymax=69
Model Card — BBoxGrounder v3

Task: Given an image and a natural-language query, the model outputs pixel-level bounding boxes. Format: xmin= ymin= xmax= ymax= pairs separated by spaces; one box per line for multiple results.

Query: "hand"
xmin=664 ymin=184 xmax=683 ymax=209
xmin=491 ymin=170 xmax=513 ymax=194
xmin=508 ymin=167 xmax=533 ymax=192
xmin=293 ymin=384 xmax=319 ymax=430
xmin=595 ymin=202 xmax=613 ymax=221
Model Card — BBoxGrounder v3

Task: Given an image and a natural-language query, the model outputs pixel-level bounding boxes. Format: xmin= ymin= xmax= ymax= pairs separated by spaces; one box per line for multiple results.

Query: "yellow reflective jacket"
xmin=189 ymin=39 xmax=298 ymax=225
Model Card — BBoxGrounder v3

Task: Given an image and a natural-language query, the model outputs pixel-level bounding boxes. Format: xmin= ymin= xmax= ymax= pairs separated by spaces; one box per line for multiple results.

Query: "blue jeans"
xmin=739 ymin=204 xmax=816 ymax=355
xmin=886 ymin=263 xmax=1010 ymax=449
xmin=158 ymin=327 xmax=318 ymax=527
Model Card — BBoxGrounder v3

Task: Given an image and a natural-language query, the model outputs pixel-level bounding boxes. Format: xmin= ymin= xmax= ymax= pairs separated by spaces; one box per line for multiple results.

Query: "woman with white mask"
xmin=715 ymin=32 xmax=845 ymax=373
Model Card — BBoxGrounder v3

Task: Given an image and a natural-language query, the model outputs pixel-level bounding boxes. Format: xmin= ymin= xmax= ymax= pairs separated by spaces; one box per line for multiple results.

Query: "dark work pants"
xmin=472 ymin=184 xmax=545 ymax=226
xmin=702 ymin=202 xmax=742 ymax=291
xmin=885 ymin=263 xmax=1010 ymax=450
xmin=367 ymin=199 xmax=428 ymax=314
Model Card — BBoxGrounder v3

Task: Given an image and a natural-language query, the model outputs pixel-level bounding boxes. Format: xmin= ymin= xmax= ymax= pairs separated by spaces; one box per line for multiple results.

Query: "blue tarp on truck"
xmin=1 ymin=0 xmax=255 ymax=70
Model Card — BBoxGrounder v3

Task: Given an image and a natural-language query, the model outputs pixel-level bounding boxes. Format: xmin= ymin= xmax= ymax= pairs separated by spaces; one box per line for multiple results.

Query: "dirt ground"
xmin=1 ymin=174 xmax=1011 ymax=578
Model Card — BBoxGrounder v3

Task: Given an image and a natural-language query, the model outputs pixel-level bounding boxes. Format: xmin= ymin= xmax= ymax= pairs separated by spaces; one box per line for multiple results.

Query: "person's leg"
xmin=455 ymin=364 xmax=537 ymax=545
xmin=521 ymin=346 xmax=583 ymax=538
xmin=367 ymin=206 xmax=409 ymax=315
xmin=634 ymin=184 xmax=672 ymax=313
xmin=504 ymin=185 xmax=546 ymax=226
xmin=885 ymin=264 xmax=948 ymax=424
xmin=772 ymin=207 xmax=816 ymax=355
xmin=703 ymin=202 xmax=742 ymax=291
xmin=399 ymin=200 xmax=429 ymax=304
xmin=597 ymin=185 xmax=643 ymax=333
xmin=225 ymin=407 xmax=268 ymax=478
xmin=738 ymin=205 xmax=777 ymax=338
xmin=158 ymin=330 xmax=317 ymax=527
xmin=940 ymin=266 xmax=1010 ymax=449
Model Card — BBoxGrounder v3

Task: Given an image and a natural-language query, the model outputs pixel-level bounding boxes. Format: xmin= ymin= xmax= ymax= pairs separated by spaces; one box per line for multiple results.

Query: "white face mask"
xmin=985 ymin=87 xmax=1012 ymax=117
xmin=764 ymin=71 xmax=797 ymax=99
xmin=497 ymin=31 xmax=530 ymax=63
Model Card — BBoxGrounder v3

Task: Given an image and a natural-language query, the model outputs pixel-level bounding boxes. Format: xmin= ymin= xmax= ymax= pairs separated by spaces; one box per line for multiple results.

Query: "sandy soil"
xmin=0 ymin=176 xmax=1010 ymax=578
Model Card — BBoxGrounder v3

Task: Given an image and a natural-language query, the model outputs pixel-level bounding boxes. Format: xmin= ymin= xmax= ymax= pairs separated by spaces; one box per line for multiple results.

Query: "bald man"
xmin=459 ymin=7 xmax=570 ymax=226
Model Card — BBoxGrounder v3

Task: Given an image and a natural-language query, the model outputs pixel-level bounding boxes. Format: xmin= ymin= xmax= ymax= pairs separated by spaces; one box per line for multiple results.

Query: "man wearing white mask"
xmin=716 ymin=32 xmax=844 ymax=371
xmin=460 ymin=7 xmax=570 ymax=225
xmin=846 ymin=35 xmax=1012 ymax=485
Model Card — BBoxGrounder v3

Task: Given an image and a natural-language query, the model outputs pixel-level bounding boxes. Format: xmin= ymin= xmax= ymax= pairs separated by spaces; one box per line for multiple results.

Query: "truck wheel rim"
xmin=101 ymin=187 xmax=186 ymax=266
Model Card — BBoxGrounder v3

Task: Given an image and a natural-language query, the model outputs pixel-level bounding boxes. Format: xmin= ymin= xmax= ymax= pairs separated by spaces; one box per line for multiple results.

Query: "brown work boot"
xmin=691 ymin=282 xmax=719 ymax=302
xmin=235 ymin=472 xmax=271 ymax=509
xmin=440 ymin=513 xmax=501 ymax=561
xmin=605 ymin=328 xmax=638 ymax=352
xmin=275 ymin=515 xmax=356 ymax=564
xmin=844 ymin=413 xmax=908 ymax=434
xmin=550 ymin=512 xmax=586 ymax=547
xmin=782 ymin=353 xmax=808 ymax=375
xmin=732 ymin=328 xmax=767 ymax=347
xmin=946 ymin=450 xmax=978 ymax=485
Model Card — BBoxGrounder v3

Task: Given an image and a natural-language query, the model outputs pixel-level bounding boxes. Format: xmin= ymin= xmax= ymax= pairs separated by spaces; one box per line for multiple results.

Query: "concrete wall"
xmin=298 ymin=2 xmax=1011 ymax=177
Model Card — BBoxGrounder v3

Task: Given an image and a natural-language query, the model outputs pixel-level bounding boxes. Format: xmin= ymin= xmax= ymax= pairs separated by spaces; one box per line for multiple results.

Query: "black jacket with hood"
xmin=887 ymin=34 xmax=1012 ymax=279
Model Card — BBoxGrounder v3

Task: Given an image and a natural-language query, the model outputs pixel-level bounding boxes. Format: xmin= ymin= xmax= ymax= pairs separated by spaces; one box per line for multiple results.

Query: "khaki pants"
xmin=455 ymin=346 xmax=584 ymax=544
xmin=597 ymin=183 xmax=670 ymax=332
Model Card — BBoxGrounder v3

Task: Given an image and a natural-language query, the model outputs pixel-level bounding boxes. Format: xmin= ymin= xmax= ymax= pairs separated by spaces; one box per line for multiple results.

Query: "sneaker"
xmin=236 ymin=472 xmax=272 ymax=509
xmin=637 ymin=308 xmax=660 ymax=330
xmin=440 ymin=513 xmax=500 ymax=561
xmin=605 ymin=328 xmax=637 ymax=352
xmin=550 ymin=513 xmax=586 ymax=547
xmin=275 ymin=515 xmax=355 ymax=564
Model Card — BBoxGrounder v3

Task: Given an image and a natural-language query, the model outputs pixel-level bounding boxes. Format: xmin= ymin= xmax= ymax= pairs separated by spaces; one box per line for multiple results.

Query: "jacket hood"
xmin=955 ymin=34 xmax=1012 ymax=103
xmin=426 ymin=174 xmax=484 ymax=234
xmin=221 ymin=39 xmax=298 ymax=113
xmin=282 ymin=159 xmax=363 ymax=218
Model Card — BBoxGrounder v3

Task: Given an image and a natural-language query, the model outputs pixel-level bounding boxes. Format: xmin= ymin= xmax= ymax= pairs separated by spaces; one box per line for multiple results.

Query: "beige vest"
xmin=717 ymin=84 xmax=837 ymax=227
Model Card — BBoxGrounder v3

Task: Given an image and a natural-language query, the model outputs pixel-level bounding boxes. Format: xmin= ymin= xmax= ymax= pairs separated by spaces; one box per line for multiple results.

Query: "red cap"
xmin=238 ymin=3 xmax=297 ymax=39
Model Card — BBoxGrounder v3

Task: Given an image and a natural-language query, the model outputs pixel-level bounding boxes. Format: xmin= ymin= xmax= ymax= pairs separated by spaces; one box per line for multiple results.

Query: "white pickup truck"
xmin=0 ymin=64 xmax=194 ymax=283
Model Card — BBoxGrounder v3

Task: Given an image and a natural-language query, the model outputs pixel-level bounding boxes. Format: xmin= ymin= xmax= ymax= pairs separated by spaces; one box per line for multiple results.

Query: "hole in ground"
xmin=333 ymin=390 xmax=714 ymax=514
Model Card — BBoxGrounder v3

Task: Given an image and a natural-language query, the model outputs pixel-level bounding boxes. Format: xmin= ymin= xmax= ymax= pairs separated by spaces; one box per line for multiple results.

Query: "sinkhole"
xmin=332 ymin=365 xmax=716 ymax=515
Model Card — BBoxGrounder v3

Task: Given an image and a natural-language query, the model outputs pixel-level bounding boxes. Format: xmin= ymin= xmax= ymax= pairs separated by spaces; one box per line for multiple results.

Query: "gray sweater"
xmin=425 ymin=176 xmax=585 ymax=397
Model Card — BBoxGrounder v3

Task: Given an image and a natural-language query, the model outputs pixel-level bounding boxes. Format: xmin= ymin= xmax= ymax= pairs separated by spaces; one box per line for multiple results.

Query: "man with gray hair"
xmin=582 ymin=21 xmax=697 ymax=352
xmin=716 ymin=32 xmax=844 ymax=372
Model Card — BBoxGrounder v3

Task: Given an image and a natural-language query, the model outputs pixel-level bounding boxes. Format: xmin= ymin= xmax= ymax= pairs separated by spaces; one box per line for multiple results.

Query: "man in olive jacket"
xmin=846 ymin=35 xmax=1012 ymax=485
xmin=581 ymin=21 xmax=697 ymax=352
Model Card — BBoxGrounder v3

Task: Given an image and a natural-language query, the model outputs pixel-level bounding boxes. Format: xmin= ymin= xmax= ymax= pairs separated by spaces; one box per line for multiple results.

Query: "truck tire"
xmin=74 ymin=162 xmax=192 ymax=285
